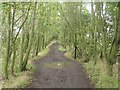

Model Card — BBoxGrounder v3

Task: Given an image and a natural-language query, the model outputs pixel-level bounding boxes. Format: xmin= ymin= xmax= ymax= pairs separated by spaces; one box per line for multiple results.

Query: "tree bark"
xmin=4 ymin=4 xmax=11 ymax=79
xmin=22 ymin=2 xmax=37 ymax=71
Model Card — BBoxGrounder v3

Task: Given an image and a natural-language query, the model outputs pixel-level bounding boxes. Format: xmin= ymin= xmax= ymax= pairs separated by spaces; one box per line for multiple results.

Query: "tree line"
xmin=59 ymin=2 xmax=120 ymax=76
xmin=1 ymin=2 xmax=120 ymax=80
xmin=1 ymin=2 xmax=59 ymax=79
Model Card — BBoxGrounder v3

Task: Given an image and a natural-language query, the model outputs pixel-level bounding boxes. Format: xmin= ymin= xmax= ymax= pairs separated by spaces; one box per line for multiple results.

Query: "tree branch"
xmin=13 ymin=14 xmax=25 ymax=25
xmin=13 ymin=3 xmax=31 ymax=42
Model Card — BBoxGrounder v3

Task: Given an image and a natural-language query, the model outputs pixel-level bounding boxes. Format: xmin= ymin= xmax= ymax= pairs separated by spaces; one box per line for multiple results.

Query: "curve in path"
xmin=30 ymin=43 xmax=93 ymax=88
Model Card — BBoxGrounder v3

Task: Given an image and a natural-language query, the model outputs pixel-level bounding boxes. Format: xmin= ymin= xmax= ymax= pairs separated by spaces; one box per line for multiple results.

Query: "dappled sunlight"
xmin=43 ymin=61 xmax=72 ymax=69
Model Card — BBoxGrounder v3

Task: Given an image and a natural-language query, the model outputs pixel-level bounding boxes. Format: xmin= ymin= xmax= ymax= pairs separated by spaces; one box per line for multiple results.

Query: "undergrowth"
xmin=2 ymin=71 xmax=31 ymax=88
xmin=59 ymin=45 xmax=119 ymax=88
xmin=2 ymin=45 xmax=49 ymax=88
xmin=84 ymin=61 xmax=118 ymax=88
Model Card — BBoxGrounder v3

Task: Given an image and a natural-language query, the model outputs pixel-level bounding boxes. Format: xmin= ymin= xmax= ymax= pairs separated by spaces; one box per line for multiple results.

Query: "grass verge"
xmin=59 ymin=45 xmax=118 ymax=88
xmin=2 ymin=71 xmax=31 ymax=88
xmin=2 ymin=47 xmax=49 ymax=88
xmin=83 ymin=60 xmax=118 ymax=88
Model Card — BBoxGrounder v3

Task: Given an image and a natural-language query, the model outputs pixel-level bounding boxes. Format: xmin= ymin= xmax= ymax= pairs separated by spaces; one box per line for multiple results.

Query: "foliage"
xmin=60 ymin=45 xmax=118 ymax=88
xmin=1 ymin=1 xmax=119 ymax=88
xmin=58 ymin=2 xmax=119 ymax=76
xmin=58 ymin=45 xmax=67 ymax=52
xmin=2 ymin=45 xmax=49 ymax=88
xmin=84 ymin=61 xmax=118 ymax=88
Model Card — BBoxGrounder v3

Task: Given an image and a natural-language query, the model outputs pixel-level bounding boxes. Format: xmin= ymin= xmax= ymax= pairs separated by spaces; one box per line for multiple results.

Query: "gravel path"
xmin=30 ymin=43 xmax=93 ymax=88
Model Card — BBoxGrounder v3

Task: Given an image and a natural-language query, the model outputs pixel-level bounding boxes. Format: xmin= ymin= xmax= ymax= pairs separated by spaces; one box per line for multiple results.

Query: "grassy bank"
xmin=84 ymin=61 xmax=118 ymax=88
xmin=59 ymin=45 xmax=118 ymax=88
xmin=2 ymin=47 xmax=49 ymax=88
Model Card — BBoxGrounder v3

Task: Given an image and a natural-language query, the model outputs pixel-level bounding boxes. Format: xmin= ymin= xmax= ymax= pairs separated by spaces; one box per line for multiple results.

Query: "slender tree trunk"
xmin=91 ymin=2 xmax=96 ymax=62
xmin=10 ymin=3 xmax=16 ymax=75
xmin=4 ymin=5 xmax=11 ymax=79
xmin=107 ymin=3 xmax=120 ymax=76
xmin=11 ymin=42 xmax=16 ymax=75
xmin=42 ymin=34 xmax=45 ymax=49
xmin=22 ymin=2 xmax=37 ymax=71
xmin=19 ymin=3 xmax=25 ymax=72
xmin=74 ymin=33 xmax=77 ymax=59
xmin=36 ymin=36 xmax=40 ymax=56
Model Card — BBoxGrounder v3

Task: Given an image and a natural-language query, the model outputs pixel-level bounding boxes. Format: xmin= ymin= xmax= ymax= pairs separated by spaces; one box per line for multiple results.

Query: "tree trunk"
xmin=36 ymin=36 xmax=40 ymax=56
xmin=22 ymin=2 xmax=37 ymax=71
xmin=4 ymin=5 xmax=11 ymax=79
xmin=10 ymin=3 xmax=16 ymax=75
xmin=19 ymin=3 xmax=25 ymax=72
xmin=107 ymin=2 xmax=120 ymax=76
xmin=74 ymin=33 xmax=77 ymax=59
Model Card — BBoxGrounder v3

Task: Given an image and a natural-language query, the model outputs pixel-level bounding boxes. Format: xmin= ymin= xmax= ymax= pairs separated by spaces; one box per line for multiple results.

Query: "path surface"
xmin=30 ymin=43 xmax=93 ymax=88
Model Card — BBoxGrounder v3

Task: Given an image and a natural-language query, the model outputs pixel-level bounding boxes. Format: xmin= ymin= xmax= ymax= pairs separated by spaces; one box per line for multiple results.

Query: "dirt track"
xmin=30 ymin=43 xmax=93 ymax=88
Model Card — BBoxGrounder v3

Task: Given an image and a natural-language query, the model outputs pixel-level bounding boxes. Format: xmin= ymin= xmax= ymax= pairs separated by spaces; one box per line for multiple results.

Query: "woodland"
xmin=0 ymin=1 xmax=120 ymax=88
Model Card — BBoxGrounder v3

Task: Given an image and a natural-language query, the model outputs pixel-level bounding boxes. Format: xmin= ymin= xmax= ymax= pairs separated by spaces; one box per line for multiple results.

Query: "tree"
xmin=4 ymin=4 xmax=11 ymax=79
